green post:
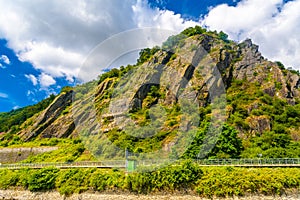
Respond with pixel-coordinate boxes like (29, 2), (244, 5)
(125, 148), (136, 172)
(126, 160), (136, 172)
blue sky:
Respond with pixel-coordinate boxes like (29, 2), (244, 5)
(0, 39), (72, 111)
(148, 0), (238, 19)
(0, 0), (299, 112)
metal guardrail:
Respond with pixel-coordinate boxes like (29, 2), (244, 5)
(0, 160), (126, 169)
(195, 158), (300, 166)
(135, 158), (300, 168)
(0, 158), (299, 170)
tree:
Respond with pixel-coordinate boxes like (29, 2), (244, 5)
(184, 123), (243, 159)
(208, 123), (243, 158)
(218, 31), (229, 43)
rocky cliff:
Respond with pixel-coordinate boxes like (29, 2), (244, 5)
(2, 27), (299, 159)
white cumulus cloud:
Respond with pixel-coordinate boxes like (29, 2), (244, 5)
(13, 105), (20, 110)
(39, 73), (56, 87)
(201, 0), (300, 69)
(0, 92), (8, 98)
(0, 0), (200, 83)
(1, 0), (298, 85)
(132, 0), (198, 30)
(0, 55), (10, 65)
(25, 74), (38, 86)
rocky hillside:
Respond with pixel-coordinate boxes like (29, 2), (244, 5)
(1, 26), (299, 160)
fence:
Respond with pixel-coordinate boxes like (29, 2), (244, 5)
(0, 160), (125, 169)
(0, 158), (299, 170)
(195, 158), (300, 166)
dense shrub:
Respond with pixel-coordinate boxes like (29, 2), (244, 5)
(0, 94), (56, 134)
(28, 167), (59, 191)
(89, 169), (125, 191)
(196, 167), (300, 198)
(56, 168), (95, 195)
(125, 160), (203, 193)
(0, 164), (299, 198)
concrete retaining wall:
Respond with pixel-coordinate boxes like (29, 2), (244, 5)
(0, 147), (58, 163)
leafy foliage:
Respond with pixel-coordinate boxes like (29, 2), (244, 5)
(218, 31), (229, 43)
(184, 123), (243, 159)
(22, 141), (85, 163)
(56, 168), (95, 195)
(0, 164), (299, 197)
(162, 34), (187, 50)
(226, 78), (300, 158)
(98, 68), (120, 84)
(196, 167), (300, 197)
(0, 26), (300, 163)
(0, 94), (56, 133)
(28, 167), (59, 191)
(137, 47), (160, 65)
(181, 25), (207, 36)
(125, 160), (202, 193)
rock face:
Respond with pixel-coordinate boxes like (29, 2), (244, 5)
(19, 91), (75, 141)
(235, 39), (264, 74)
(14, 32), (300, 141)
(246, 116), (271, 135)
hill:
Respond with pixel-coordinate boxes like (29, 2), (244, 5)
(0, 26), (299, 161)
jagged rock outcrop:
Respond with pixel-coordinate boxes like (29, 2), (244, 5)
(19, 90), (75, 141)
(14, 31), (300, 142)
(246, 115), (271, 135)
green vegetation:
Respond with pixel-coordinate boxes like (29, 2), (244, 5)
(0, 26), (299, 199)
(125, 160), (202, 194)
(218, 31), (229, 43)
(137, 47), (160, 65)
(226, 78), (300, 158)
(181, 25), (207, 36)
(0, 94), (56, 133)
(162, 33), (187, 51)
(21, 139), (86, 163)
(98, 68), (121, 84)
(184, 123), (243, 159)
(28, 167), (59, 191)
(0, 160), (202, 195)
(0, 25), (299, 162)
(196, 167), (300, 197)
(0, 137), (73, 148)
(0, 163), (299, 197)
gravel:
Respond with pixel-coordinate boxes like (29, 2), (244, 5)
(0, 190), (299, 200)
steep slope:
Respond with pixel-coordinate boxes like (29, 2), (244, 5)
(0, 94), (56, 134)
(1, 26), (299, 160)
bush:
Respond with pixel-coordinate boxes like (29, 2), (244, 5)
(28, 167), (59, 191)
(181, 26), (207, 36)
(56, 168), (95, 196)
(162, 34), (187, 50)
(0, 165), (299, 197)
(196, 167), (300, 197)
(98, 68), (120, 84)
(89, 170), (125, 191)
(125, 160), (203, 193)
(137, 47), (160, 65)
(0, 170), (19, 189)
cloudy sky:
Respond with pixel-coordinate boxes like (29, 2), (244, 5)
(0, 0), (299, 112)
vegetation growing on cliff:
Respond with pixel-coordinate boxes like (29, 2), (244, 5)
(0, 26), (299, 161)
(0, 94), (56, 133)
